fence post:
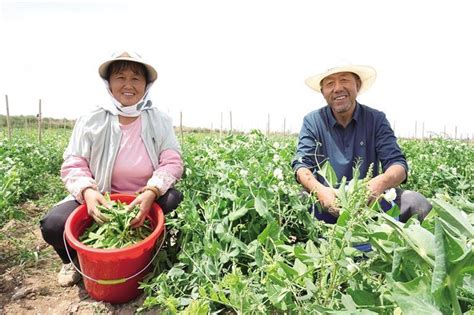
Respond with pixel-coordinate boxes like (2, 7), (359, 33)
(38, 99), (42, 144)
(220, 112), (223, 137)
(229, 111), (233, 134)
(283, 117), (286, 136)
(5, 95), (12, 140)
(180, 111), (183, 144)
(266, 114), (270, 137)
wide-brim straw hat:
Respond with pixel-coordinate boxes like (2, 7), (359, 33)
(305, 64), (376, 94)
(98, 51), (158, 83)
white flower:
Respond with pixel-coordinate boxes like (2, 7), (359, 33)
(240, 169), (248, 177)
(346, 258), (359, 274)
(273, 142), (280, 149)
(382, 188), (397, 203)
(273, 168), (283, 181)
(273, 154), (280, 162)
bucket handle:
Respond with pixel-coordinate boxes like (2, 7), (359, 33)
(63, 226), (166, 285)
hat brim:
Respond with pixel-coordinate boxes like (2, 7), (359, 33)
(305, 65), (376, 94)
(98, 56), (158, 83)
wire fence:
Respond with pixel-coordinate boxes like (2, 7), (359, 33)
(2, 95), (473, 143)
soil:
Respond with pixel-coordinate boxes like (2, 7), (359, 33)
(0, 202), (159, 315)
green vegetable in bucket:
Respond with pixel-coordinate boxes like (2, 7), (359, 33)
(80, 196), (153, 249)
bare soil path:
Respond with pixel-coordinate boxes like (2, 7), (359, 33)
(0, 203), (158, 315)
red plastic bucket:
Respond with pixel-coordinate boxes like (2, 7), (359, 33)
(64, 194), (165, 304)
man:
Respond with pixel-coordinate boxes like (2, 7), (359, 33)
(291, 64), (431, 223)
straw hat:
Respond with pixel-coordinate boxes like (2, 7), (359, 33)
(305, 64), (376, 94)
(98, 51), (158, 83)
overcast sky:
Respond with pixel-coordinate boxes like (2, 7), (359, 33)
(1, 0), (473, 138)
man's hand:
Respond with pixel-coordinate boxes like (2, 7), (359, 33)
(83, 188), (111, 224)
(296, 167), (340, 216)
(314, 185), (340, 217)
(367, 176), (386, 203)
(368, 164), (406, 204)
(127, 189), (157, 228)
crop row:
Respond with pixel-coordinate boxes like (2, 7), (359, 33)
(0, 129), (473, 313)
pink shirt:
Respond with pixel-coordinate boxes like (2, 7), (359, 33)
(111, 117), (154, 193)
(61, 116), (183, 201)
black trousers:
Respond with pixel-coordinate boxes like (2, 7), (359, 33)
(40, 188), (183, 264)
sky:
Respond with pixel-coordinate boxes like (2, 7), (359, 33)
(1, 0), (473, 138)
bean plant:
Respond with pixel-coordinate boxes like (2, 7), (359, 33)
(1, 129), (473, 313)
(140, 131), (473, 314)
(80, 196), (153, 249)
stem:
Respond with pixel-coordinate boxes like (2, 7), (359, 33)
(181, 249), (214, 284)
(448, 278), (462, 315)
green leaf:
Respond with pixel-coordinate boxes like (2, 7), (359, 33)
(346, 288), (378, 307)
(392, 294), (442, 315)
(386, 204), (401, 218)
(337, 209), (350, 226)
(255, 197), (271, 220)
(168, 267), (185, 278)
(293, 259), (308, 276)
(439, 220), (466, 262)
(276, 244), (294, 254)
(257, 221), (281, 244)
(388, 272), (432, 297)
(317, 161), (338, 187)
(405, 224), (436, 259)
(228, 206), (248, 221)
(433, 223), (448, 294)
(341, 294), (357, 312)
(306, 240), (320, 255)
(432, 198), (474, 238)
(277, 261), (298, 279)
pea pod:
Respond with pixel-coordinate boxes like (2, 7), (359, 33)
(79, 195), (153, 249)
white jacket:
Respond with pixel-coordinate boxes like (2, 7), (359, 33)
(61, 106), (181, 202)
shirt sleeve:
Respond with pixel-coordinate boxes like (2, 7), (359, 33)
(147, 149), (184, 195)
(61, 156), (98, 203)
(160, 114), (181, 153)
(375, 113), (409, 181)
(291, 114), (319, 175)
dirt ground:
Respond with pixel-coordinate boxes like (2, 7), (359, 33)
(0, 203), (158, 315)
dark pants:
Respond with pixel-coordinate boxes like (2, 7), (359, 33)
(40, 188), (183, 264)
(312, 188), (432, 224)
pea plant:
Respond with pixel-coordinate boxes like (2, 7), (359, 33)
(0, 130), (67, 225)
(80, 196), (152, 249)
(1, 129), (472, 313)
(400, 138), (474, 200)
(140, 131), (473, 314)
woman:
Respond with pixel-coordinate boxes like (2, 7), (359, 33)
(40, 51), (184, 287)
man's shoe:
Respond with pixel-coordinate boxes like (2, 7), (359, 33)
(57, 261), (81, 287)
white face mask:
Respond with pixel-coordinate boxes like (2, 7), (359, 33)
(102, 80), (154, 117)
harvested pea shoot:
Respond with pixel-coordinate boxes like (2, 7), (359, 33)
(80, 196), (153, 249)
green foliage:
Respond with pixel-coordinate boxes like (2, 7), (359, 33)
(400, 138), (474, 199)
(0, 129), (68, 225)
(2, 128), (473, 313)
(139, 132), (473, 314)
(80, 197), (153, 249)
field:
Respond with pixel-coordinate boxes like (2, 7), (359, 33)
(0, 128), (473, 314)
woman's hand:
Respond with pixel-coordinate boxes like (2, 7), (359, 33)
(83, 188), (111, 224)
(128, 189), (157, 228)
